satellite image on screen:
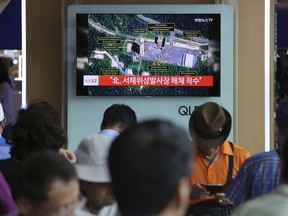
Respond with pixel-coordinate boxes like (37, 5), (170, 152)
(76, 13), (220, 96)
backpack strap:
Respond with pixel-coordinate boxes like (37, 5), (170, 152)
(226, 141), (234, 184)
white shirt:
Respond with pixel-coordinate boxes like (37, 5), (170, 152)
(74, 195), (119, 216)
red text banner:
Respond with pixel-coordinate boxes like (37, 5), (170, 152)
(97, 75), (213, 86)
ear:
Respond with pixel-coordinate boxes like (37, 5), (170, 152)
(17, 197), (32, 215)
(176, 177), (191, 208)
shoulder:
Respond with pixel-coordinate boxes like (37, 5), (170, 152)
(230, 143), (251, 159)
(242, 151), (279, 168)
(0, 137), (11, 146)
(0, 82), (11, 90)
(233, 198), (265, 216)
(232, 143), (249, 153)
(250, 151), (279, 161)
(74, 196), (93, 216)
(233, 188), (288, 216)
(75, 199), (119, 216)
(98, 202), (119, 216)
(0, 82), (12, 99)
(76, 133), (114, 152)
(84, 133), (114, 143)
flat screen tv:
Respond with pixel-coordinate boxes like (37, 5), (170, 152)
(67, 5), (232, 96)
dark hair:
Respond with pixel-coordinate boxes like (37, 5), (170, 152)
(10, 99), (67, 161)
(19, 150), (77, 204)
(281, 139), (287, 178)
(0, 58), (12, 88)
(100, 104), (137, 131)
(278, 80), (288, 100)
(108, 119), (192, 215)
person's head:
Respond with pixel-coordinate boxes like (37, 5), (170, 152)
(75, 134), (115, 213)
(0, 103), (6, 133)
(188, 102), (231, 156)
(275, 101), (288, 146)
(0, 58), (12, 87)
(100, 104), (137, 132)
(17, 150), (79, 216)
(109, 119), (193, 216)
(10, 99), (67, 161)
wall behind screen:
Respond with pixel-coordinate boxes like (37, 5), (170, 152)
(25, 0), (270, 155)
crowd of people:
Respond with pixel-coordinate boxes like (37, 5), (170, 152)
(0, 98), (287, 216)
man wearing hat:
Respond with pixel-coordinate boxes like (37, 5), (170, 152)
(74, 134), (119, 216)
(0, 103), (12, 160)
(73, 103), (136, 215)
(187, 102), (250, 215)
